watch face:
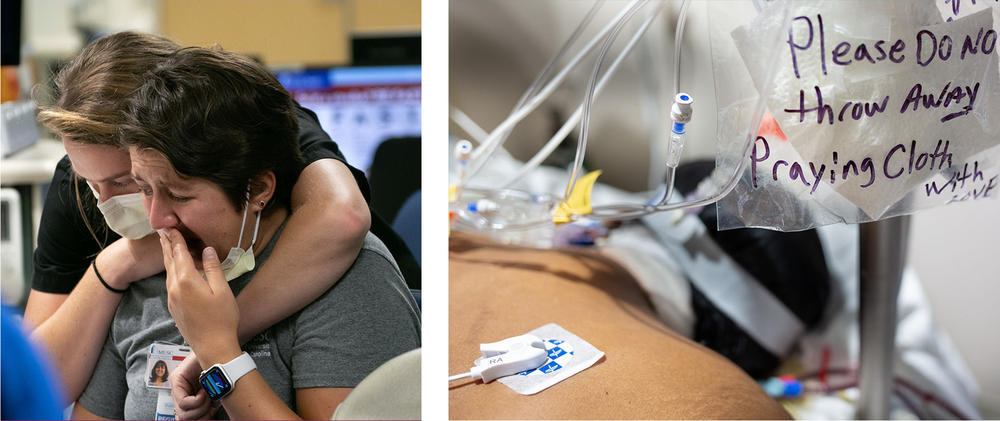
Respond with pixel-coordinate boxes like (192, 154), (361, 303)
(199, 366), (232, 400)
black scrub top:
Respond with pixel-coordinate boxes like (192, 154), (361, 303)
(32, 105), (420, 293)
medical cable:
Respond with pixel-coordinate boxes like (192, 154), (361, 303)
(502, 4), (663, 189)
(793, 367), (971, 420)
(448, 372), (472, 381)
(449, 334), (549, 383)
(462, 0), (643, 186)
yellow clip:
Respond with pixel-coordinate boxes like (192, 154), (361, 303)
(553, 170), (602, 224)
(449, 185), (458, 202)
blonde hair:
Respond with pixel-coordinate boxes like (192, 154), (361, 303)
(35, 31), (181, 247)
(37, 31), (180, 145)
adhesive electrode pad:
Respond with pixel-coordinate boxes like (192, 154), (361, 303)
(496, 323), (604, 395)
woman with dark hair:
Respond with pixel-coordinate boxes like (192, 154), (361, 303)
(25, 31), (419, 410)
(148, 361), (169, 388)
(73, 46), (419, 420)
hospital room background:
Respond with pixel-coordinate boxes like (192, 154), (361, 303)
(449, 0), (1000, 419)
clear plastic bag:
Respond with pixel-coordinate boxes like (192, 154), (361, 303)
(710, 0), (1000, 231)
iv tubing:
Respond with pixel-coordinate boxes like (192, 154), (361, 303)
(450, 106), (489, 144)
(658, 0), (692, 208)
(456, 2), (792, 229)
(541, 3), (788, 224)
(503, 6), (662, 188)
(462, 0), (643, 185)
(583, 7), (792, 221)
(566, 0), (657, 200)
(673, 0), (691, 96)
(476, 1), (605, 171)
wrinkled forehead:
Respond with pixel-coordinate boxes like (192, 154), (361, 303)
(129, 146), (184, 184)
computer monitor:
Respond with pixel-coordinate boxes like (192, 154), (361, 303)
(274, 65), (421, 173)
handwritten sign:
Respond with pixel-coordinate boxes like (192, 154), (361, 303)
(719, 2), (1000, 230)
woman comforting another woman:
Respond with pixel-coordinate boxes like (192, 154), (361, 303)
(53, 41), (418, 419)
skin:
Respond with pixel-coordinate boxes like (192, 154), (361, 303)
(26, 138), (369, 405)
(25, 141), (170, 400)
(152, 364), (168, 386)
(79, 148), (347, 419)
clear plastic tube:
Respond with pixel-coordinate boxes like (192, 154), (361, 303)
(673, 0), (692, 96)
(456, 1), (793, 229)
(449, 106), (489, 144)
(461, 0), (642, 187)
(583, 7), (793, 222)
(503, 5), (662, 189)
(566, 0), (654, 200)
(508, 0), (686, 195)
(451, 187), (560, 231)
(479, 1), (605, 165)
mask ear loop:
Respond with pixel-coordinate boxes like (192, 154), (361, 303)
(235, 185), (252, 249)
(237, 185), (263, 251)
(248, 206), (262, 250)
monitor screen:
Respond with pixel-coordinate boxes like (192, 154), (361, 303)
(274, 66), (421, 173)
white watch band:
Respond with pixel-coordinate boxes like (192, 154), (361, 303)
(221, 352), (256, 384)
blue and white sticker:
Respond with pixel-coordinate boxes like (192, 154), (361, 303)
(519, 339), (574, 376)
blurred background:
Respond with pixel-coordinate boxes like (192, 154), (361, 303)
(449, 0), (999, 417)
(1, 0), (421, 311)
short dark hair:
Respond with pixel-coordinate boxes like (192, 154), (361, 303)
(120, 46), (304, 211)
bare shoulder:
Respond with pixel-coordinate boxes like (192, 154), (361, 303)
(449, 232), (791, 420)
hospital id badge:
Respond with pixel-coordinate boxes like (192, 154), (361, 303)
(154, 389), (175, 420)
(146, 342), (190, 389)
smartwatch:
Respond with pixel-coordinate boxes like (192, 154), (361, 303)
(198, 352), (257, 401)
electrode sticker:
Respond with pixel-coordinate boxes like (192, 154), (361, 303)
(497, 323), (604, 395)
(518, 339), (574, 376)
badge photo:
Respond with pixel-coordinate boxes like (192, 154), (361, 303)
(146, 343), (191, 389)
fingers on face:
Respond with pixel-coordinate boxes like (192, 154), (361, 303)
(158, 230), (173, 269)
(167, 229), (189, 261)
(161, 228), (204, 286)
(201, 247), (227, 290)
(201, 247), (220, 272)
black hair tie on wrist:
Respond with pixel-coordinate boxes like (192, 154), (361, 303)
(93, 259), (127, 294)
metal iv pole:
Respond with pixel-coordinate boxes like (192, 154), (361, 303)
(856, 214), (911, 419)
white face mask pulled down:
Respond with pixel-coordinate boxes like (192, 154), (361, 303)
(88, 183), (156, 240)
(219, 200), (262, 282)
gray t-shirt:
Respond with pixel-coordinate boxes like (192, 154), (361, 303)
(78, 227), (421, 420)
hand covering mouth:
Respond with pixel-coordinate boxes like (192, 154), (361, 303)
(177, 227), (206, 262)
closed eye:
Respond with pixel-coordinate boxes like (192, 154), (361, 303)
(111, 179), (134, 188)
(167, 191), (191, 202)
